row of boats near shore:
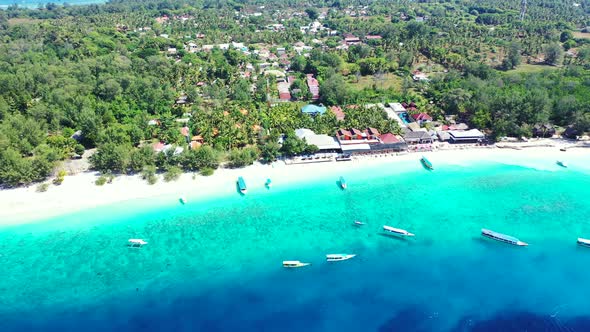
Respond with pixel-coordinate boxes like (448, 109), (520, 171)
(282, 225), (590, 268)
(236, 155), (570, 195)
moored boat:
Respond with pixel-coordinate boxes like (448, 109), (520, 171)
(339, 176), (347, 189)
(128, 239), (148, 248)
(336, 154), (352, 162)
(326, 254), (356, 261)
(556, 160), (568, 168)
(577, 238), (590, 247)
(420, 156), (433, 170)
(354, 220), (365, 226)
(283, 260), (311, 268)
(383, 225), (415, 236)
(237, 176), (247, 194)
(265, 178), (272, 188)
(481, 229), (528, 246)
(179, 197), (186, 204)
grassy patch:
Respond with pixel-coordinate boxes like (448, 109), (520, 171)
(509, 64), (559, 74)
(7, 18), (41, 26)
(573, 31), (590, 39)
(348, 73), (403, 91)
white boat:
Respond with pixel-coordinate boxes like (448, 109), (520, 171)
(128, 239), (148, 248)
(383, 225), (415, 236)
(481, 229), (528, 246)
(577, 238), (590, 247)
(283, 260), (310, 268)
(557, 160), (568, 168)
(326, 254), (356, 261)
(354, 220), (365, 226)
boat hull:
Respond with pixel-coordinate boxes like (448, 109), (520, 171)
(326, 254), (356, 261)
(339, 176), (347, 189)
(283, 261), (310, 268)
(383, 225), (415, 236)
(420, 157), (433, 170)
(481, 229), (527, 246)
(237, 177), (247, 194)
(577, 238), (590, 247)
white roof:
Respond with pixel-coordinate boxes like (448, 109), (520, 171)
(390, 102), (406, 112)
(449, 129), (484, 138)
(294, 128), (340, 150)
(295, 128), (315, 139)
(341, 143), (371, 151)
(303, 134), (341, 150)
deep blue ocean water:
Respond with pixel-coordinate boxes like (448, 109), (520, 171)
(1, 159), (590, 331)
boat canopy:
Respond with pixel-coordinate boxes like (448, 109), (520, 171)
(482, 229), (519, 243)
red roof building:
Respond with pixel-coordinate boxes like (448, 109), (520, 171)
(380, 133), (400, 144)
(350, 128), (364, 139)
(180, 126), (190, 137)
(153, 141), (165, 152)
(306, 74), (320, 100)
(330, 106), (345, 121)
(337, 129), (352, 140)
(412, 113), (433, 122)
(366, 127), (380, 139)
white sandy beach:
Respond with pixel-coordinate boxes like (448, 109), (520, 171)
(0, 142), (588, 226)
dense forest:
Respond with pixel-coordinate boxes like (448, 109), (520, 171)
(1, 0), (589, 187)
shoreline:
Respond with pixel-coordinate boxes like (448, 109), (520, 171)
(0, 145), (588, 226)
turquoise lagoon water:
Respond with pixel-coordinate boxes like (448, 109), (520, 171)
(0, 0), (105, 9)
(2, 158), (590, 331)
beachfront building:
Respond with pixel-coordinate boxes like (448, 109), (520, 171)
(532, 124), (556, 138)
(295, 128), (341, 153)
(404, 131), (434, 144)
(448, 129), (485, 143)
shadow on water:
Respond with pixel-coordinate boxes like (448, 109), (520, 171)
(378, 233), (410, 242)
(335, 180), (346, 190)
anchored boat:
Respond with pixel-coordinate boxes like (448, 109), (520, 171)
(265, 178), (272, 188)
(420, 156), (433, 170)
(354, 220), (366, 226)
(326, 254), (356, 262)
(383, 225), (415, 236)
(481, 229), (528, 246)
(556, 160), (568, 168)
(339, 176), (347, 189)
(128, 239), (148, 248)
(577, 238), (590, 247)
(283, 260), (311, 268)
(237, 176), (247, 194)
